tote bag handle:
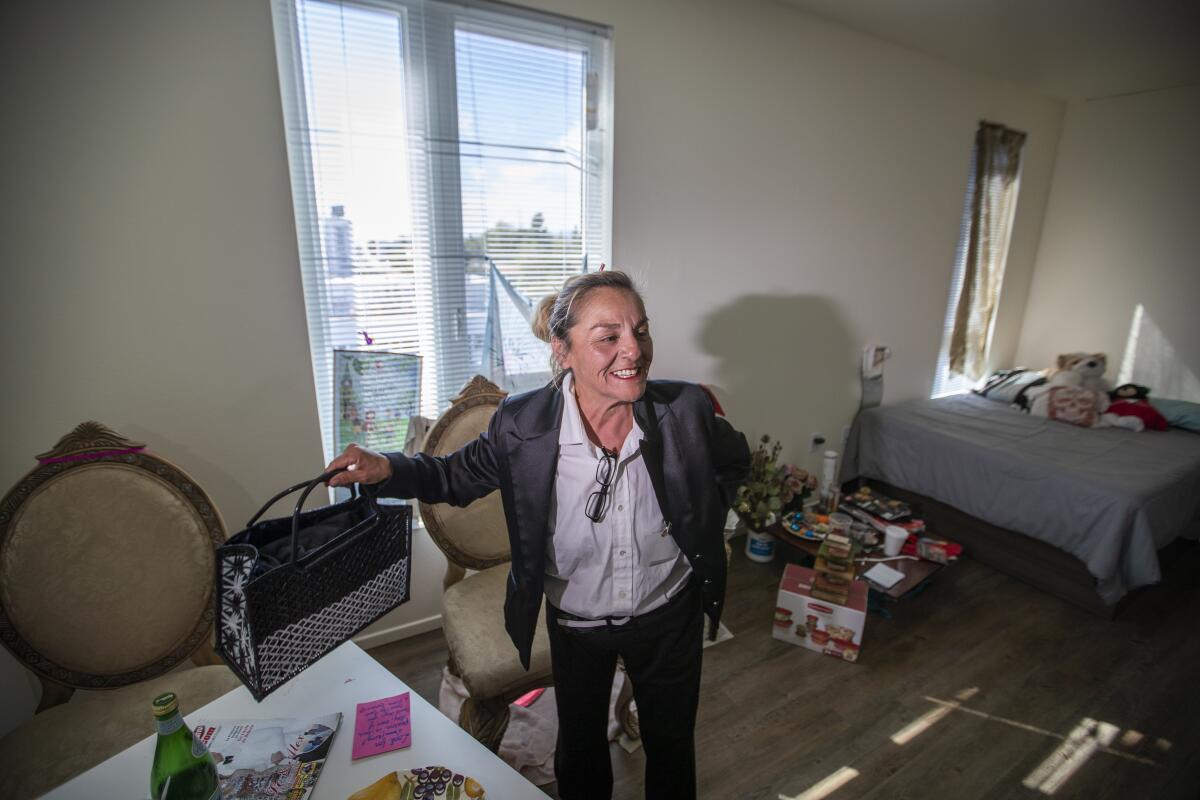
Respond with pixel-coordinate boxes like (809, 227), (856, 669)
(245, 471), (379, 567)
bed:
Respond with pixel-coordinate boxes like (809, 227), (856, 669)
(842, 393), (1200, 615)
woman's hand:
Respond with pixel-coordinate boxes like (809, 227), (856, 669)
(325, 444), (393, 488)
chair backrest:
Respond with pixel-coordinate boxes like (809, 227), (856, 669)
(418, 376), (511, 585)
(0, 422), (225, 697)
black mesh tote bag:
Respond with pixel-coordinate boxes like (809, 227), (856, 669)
(215, 469), (411, 700)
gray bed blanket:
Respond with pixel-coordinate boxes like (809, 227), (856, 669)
(842, 394), (1200, 604)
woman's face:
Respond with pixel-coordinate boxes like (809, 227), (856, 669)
(556, 287), (653, 408)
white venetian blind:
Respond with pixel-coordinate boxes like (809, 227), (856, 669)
(271, 0), (612, 461)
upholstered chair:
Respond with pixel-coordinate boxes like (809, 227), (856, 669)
(0, 423), (240, 798)
(417, 377), (552, 752)
(419, 376), (639, 752)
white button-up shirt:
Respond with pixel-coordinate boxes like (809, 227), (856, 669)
(543, 373), (693, 619)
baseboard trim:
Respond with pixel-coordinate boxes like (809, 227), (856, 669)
(353, 613), (444, 649)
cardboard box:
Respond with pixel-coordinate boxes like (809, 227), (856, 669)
(773, 563), (867, 662)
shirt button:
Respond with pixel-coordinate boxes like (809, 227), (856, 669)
(617, 504), (624, 511)
(704, 578), (713, 586)
(619, 591), (627, 598)
(619, 549), (627, 556)
(693, 553), (703, 560)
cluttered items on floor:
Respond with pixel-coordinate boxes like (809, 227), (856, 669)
(774, 563), (866, 662)
(772, 483), (964, 606)
(779, 484), (963, 567)
(811, 533), (856, 605)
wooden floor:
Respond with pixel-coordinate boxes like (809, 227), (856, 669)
(369, 539), (1200, 799)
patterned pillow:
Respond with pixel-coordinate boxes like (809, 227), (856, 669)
(1046, 386), (1101, 428)
(974, 368), (1047, 409)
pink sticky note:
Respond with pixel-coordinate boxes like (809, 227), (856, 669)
(352, 692), (412, 760)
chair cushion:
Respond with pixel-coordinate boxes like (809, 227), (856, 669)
(441, 565), (551, 699)
(1, 463), (214, 675)
(0, 664), (240, 799)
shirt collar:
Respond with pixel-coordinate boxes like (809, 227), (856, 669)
(558, 371), (643, 452)
(559, 372), (587, 447)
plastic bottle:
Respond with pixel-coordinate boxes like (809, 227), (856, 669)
(820, 450), (840, 513)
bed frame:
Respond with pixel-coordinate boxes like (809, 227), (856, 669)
(863, 479), (1124, 618)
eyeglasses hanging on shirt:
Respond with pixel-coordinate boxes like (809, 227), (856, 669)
(585, 449), (619, 522)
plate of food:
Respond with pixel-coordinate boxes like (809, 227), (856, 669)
(845, 486), (911, 521)
(348, 767), (486, 800)
(782, 511), (829, 540)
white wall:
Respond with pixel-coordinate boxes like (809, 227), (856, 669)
(528, 0), (1062, 456)
(0, 0), (446, 734)
(0, 0), (1064, 735)
(1015, 84), (1200, 401)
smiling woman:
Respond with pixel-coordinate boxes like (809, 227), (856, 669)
(533, 271), (654, 452)
(325, 269), (751, 798)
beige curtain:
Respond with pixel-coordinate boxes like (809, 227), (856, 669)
(948, 122), (1027, 379)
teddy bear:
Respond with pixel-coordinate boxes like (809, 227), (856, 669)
(1048, 352), (1112, 394)
(1026, 352), (1143, 430)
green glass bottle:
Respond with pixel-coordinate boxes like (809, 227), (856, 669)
(150, 692), (221, 800)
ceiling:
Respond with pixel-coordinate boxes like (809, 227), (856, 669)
(778, 0), (1200, 101)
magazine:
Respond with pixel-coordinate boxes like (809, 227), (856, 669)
(191, 712), (342, 800)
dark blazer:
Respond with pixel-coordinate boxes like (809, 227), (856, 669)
(380, 379), (751, 669)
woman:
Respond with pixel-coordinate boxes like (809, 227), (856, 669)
(327, 271), (749, 799)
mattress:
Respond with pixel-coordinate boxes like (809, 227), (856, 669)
(842, 394), (1200, 604)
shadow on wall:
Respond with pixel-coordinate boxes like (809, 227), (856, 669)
(119, 424), (259, 531)
(697, 294), (859, 461)
(1117, 304), (1200, 403)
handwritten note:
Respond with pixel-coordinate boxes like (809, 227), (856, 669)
(352, 692), (412, 760)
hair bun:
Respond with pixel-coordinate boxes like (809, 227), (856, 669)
(531, 293), (556, 343)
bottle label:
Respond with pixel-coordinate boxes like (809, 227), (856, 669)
(191, 731), (210, 760)
(748, 535), (774, 556)
(155, 714), (184, 736)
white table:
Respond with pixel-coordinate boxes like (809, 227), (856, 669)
(45, 642), (548, 799)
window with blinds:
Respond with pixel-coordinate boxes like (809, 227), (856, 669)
(271, 0), (612, 461)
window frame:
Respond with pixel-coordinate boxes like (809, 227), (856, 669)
(271, 0), (613, 462)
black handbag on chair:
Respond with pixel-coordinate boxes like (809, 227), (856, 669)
(215, 470), (412, 700)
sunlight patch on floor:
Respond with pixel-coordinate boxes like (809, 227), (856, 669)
(778, 766), (859, 800)
(889, 686), (979, 745)
(1023, 717), (1120, 795)
(919, 697), (1160, 767)
(786, 690), (1167, 798)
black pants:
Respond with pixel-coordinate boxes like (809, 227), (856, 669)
(546, 581), (704, 800)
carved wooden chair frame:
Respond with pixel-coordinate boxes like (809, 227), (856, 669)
(0, 422), (226, 712)
(418, 375), (512, 592)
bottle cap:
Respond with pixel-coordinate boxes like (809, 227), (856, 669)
(152, 692), (178, 718)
